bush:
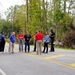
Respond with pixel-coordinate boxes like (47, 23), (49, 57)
(62, 31), (75, 49)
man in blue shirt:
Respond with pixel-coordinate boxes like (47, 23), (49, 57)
(42, 32), (49, 53)
(9, 32), (16, 53)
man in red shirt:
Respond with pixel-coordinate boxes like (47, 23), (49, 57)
(35, 31), (44, 55)
(18, 31), (24, 52)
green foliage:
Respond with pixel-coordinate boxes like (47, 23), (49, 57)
(0, 20), (12, 35)
(62, 30), (75, 49)
(1, 0), (75, 48)
(0, 20), (20, 36)
(5, 5), (26, 33)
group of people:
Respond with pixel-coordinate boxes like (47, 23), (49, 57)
(17, 29), (55, 55)
(0, 31), (16, 53)
(0, 29), (55, 55)
(18, 31), (31, 53)
(33, 29), (55, 55)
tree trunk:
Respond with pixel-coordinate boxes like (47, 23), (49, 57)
(43, 0), (47, 31)
(64, 0), (67, 13)
(26, 0), (28, 31)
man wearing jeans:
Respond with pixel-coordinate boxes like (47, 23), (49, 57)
(35, 31), (44, 55)
(9, 32), (16, 53)
(24, 31), (31, 53)
(18, 31), (24, 52)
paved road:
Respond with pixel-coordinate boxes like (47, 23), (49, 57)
(0, 43), (75, 75)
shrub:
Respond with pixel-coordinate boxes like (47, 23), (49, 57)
(62, 30), (75, 49)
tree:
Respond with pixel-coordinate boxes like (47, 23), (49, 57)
(5, 5), (26, 33)
(4, 0), (75, 47)
(26, 0), (28, 31)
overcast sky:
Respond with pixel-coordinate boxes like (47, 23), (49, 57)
(0, 0), (24, 18)
(0, 0), (50, 18)
(0, 0), (23, 11)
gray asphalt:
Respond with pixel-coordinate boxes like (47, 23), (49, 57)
(0, 43), (75, 75)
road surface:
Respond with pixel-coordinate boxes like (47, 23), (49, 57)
(0, 43), (75, 75)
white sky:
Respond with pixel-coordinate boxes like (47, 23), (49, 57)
(0, 0), (50, 19)
(0, 0), (24, 18)
(0, 0), (24, 10)
(0, 0), (50, 12)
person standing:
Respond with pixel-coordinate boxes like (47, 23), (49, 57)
(24, 31), (31, 53)
(9, 32), (16, 53)
(18, 31), (24, 52)
(1, 32), (6, 52)
(35, 31), (44, 55)
(42, 32), (49, 53)
(33, 32), (37, 52)
(49, 29), (55, 52)
(0, 34), (5, 52)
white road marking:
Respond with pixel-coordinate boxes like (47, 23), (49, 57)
(0, 69), (6, 75)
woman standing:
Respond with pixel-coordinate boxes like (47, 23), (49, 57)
(42, 32), (49, 53)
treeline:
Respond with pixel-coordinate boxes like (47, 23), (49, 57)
(0, 0), (75, 48)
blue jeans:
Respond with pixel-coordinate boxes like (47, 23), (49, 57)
(25, 41), (30, 52)
(18, 39), (23, 51)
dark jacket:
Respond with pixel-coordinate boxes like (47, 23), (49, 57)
(0, 38), (5, 52)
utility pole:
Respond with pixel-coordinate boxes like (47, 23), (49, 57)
(26, 0), (28, 32)
(11, 9), (14, 31)
(64, 0), (66, 13)
(12, 6), (16, 31)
